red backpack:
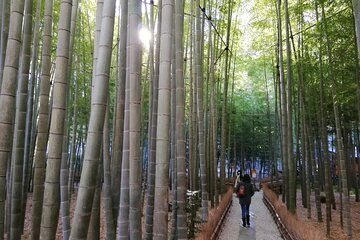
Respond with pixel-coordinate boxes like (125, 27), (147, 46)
(237, 184), (246, 198)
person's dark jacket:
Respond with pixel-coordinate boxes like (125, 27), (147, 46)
(235, 181), (254, 205)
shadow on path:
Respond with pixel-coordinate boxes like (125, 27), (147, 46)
(218, 190), (282, 240)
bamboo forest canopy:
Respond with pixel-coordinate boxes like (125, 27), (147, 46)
(49, 0), (358, 161)
(0, 0), (360, 239)
(17, 0), (357, 166)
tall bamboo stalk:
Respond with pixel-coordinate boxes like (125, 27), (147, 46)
(321, 2), (352, 238)
(0, 1), (25, 238)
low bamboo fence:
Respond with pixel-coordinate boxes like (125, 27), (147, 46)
(263, 183), (327, 240)
(196, 188), (233, 240)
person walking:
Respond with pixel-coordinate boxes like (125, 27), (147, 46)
(235, 174), (254, 227)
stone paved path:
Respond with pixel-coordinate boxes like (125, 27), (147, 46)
(218, 190), (282, 240)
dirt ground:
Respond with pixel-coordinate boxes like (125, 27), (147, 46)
(294, 190), (360, 240)
(20, 192), (106, 239)
(18, 188), (360, 239)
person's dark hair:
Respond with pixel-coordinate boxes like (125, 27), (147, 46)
(243, 174), (251, 183)
(236, 170), (241, 175)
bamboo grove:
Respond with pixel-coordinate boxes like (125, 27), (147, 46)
(0, 0), (359, 239)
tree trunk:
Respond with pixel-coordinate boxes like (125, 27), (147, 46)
(284, 0), (296, 213)
(170, 5), (177, 236)
(0, 0), (2, 86)
(219, 0), (232, 195)
(66, 0), (79, 198)
(68, 78), (78, 195)
(277, 0), (289, 205)
(175, 0), (186, 238)
(144, 0), (160, 239)
(209, 1), (218, 208)
(315, 2), (333, 232)
(39, 0), (72, 238)
(0, 0), (2, 47)
(90, 0), (103, 94)
(128, 1), (142, 238)
(9, 0), (33, 238)
(308, 130), (323, 222)
(0, 0), (10, 90)
(273, 12), (280, 182)
(153, 0), (173, 238)
(195, 0), (209, 221)
(352, 0), (360, 204)
(69, 0), (115, 238)
(189, 0), (198, 191)
(117, 52), (130, 239)
(103, 103), (115, 239)
(144, 0), (161, 238)
(87, 164), (101, 240)
(60, 1), (80, 239)
(0, 1), (25, 238)
(21, 0), (42, 230)
(353, 0), (360, 61)
(31, 0), (54, 238)
(304, 124), (311, 219)
(112, 0), (124, 225)
(299, 80), (307, 209)
(60, 137), (70, 240)
(321, 2), (352, 238)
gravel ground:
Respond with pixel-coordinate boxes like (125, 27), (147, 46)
(218, 190), (283, 240)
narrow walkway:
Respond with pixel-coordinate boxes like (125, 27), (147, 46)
(218, 190), (282, 240)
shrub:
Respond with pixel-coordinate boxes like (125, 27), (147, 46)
(186, 190), (202, 238)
